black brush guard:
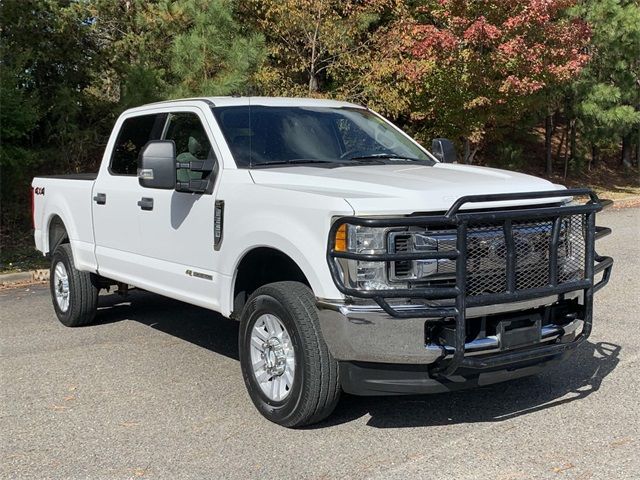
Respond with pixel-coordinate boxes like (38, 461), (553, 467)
(327, 189), (613, 377)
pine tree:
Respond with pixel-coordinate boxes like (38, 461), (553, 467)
(573, 0), (640, 168)
(167, 0), (265, 97)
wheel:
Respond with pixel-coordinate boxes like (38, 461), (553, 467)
(239, 281), (340, 427)
(50, 243), (99, 327)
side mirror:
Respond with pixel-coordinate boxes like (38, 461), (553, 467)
(431, 138), (457, 163)
(138, 141), (176, 189)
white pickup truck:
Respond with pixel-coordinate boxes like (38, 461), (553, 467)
(32, 97), (613, 427)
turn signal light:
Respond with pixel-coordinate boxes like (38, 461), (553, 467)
(334, 224), (347, 252)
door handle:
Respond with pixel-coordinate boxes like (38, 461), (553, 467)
(93, 193), (106, 205)
(137, 197), (154, 211)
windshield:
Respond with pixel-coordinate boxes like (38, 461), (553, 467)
(212, 106), (435, 167)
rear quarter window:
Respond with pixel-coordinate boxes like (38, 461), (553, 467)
(110, 113), (167, 175)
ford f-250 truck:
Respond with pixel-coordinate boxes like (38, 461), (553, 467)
(32, 97), (613, 427)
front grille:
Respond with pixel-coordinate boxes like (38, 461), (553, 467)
(392, 235), (413, 277)
(390, 215), (586, 296)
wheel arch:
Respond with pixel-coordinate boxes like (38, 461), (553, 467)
(47, 214), (70, 254)
(231, 246), (312, 318)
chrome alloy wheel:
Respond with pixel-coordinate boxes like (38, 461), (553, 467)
(53, 261), (70, 312)
(250, 313), (296, 402)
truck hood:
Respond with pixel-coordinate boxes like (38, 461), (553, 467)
(249, 163), (568, 215)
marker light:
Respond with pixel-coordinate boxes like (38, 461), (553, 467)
(334, 224), (347, 252)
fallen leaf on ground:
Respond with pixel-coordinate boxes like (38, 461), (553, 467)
(120, 421), (140, 427)
(552, 463), (575, 473)
(610, 437), (633, 448)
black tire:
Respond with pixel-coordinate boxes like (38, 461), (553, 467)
(239, 281), (340, 427)
(50, 243), (99, 327)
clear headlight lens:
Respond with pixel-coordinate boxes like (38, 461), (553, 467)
(334, 224), (401, 290)
(353, 260), (389, 290)
(347, 225), (387, 253)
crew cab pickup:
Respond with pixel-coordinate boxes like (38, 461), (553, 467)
(32, 97), (613, 427)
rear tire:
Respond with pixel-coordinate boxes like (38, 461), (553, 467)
(50, 243), (99, 327)
(239, 281), (340, 427)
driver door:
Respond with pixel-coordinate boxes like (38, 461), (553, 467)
(135, 108), (223, 309)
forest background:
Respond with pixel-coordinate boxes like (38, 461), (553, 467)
(1, 0), (639, 270)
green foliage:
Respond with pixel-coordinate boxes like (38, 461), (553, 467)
(572, 0), (640, 153)
(244, 0), (393, 96)
(119, 65), (165, 109)
(1, 0), (638, 249)
(369, 0), (591, 155)
(493, 143), (526, 171)
(168, 0), (265, 97)
(0, 65), (39, 228)
(1, 0), (106, 237)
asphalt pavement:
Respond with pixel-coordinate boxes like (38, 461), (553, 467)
(1, 207), (639, 479)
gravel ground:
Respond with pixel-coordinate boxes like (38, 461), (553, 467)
(1, 207), (638, 480)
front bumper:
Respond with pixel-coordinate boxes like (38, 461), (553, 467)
(317, 293), (584, 365)
(338, 353), (572, 396)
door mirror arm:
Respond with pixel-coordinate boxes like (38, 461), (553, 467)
(176, 179), (210, 194)
(176, 159), (215, 173)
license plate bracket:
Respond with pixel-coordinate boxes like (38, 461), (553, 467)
(498, 314), (542, 350)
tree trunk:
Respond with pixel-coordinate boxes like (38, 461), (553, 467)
(463, 137), (470, 164)
(621, 134), (633, 168)
(636, 127), (640, 167)
(564, 119), (576, 180)
(589, 144), (598, 171)
(556, 125), (566, 161)
(545, 112), (554, 177)
(569, 118), (577, 163)
(308, 72), (319, 93)
(468, 147), (479, 164)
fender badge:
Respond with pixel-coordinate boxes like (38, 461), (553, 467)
(185, 269), (213, 281)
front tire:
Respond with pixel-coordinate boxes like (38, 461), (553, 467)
(50, 243), (99, 327)
(239, 281), (340, 427)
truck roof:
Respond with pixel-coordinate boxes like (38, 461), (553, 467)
(126, 96), (363, 114)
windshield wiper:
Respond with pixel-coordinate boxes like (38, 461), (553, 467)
(252, 159), (338, 167)
(348, 154), (427, 162)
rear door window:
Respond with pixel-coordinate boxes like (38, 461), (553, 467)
(110, 113), (167, 175)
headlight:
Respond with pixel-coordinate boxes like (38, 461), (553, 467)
(346, 225), (387, 253)
(333, 223), (399, 290)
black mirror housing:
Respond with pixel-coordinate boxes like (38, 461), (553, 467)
(431, 138), (457, 163)
(138, 141), (176, 189)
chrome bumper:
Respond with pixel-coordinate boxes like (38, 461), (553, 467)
(317, 292), (582, 365)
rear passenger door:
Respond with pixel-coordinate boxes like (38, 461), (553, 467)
(92, 112), (167, 283)
(135, 108), (223, 308)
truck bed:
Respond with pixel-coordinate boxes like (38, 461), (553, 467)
(32, 174), (98, 272)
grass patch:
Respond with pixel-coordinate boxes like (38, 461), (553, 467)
(0, 233), (48, 273)
(0, 246), (48, 273)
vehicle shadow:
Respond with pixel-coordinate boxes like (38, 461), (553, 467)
(93, 289), (621, 429)
(94, 288), (240, 361)
(321, 339), (620, 429)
